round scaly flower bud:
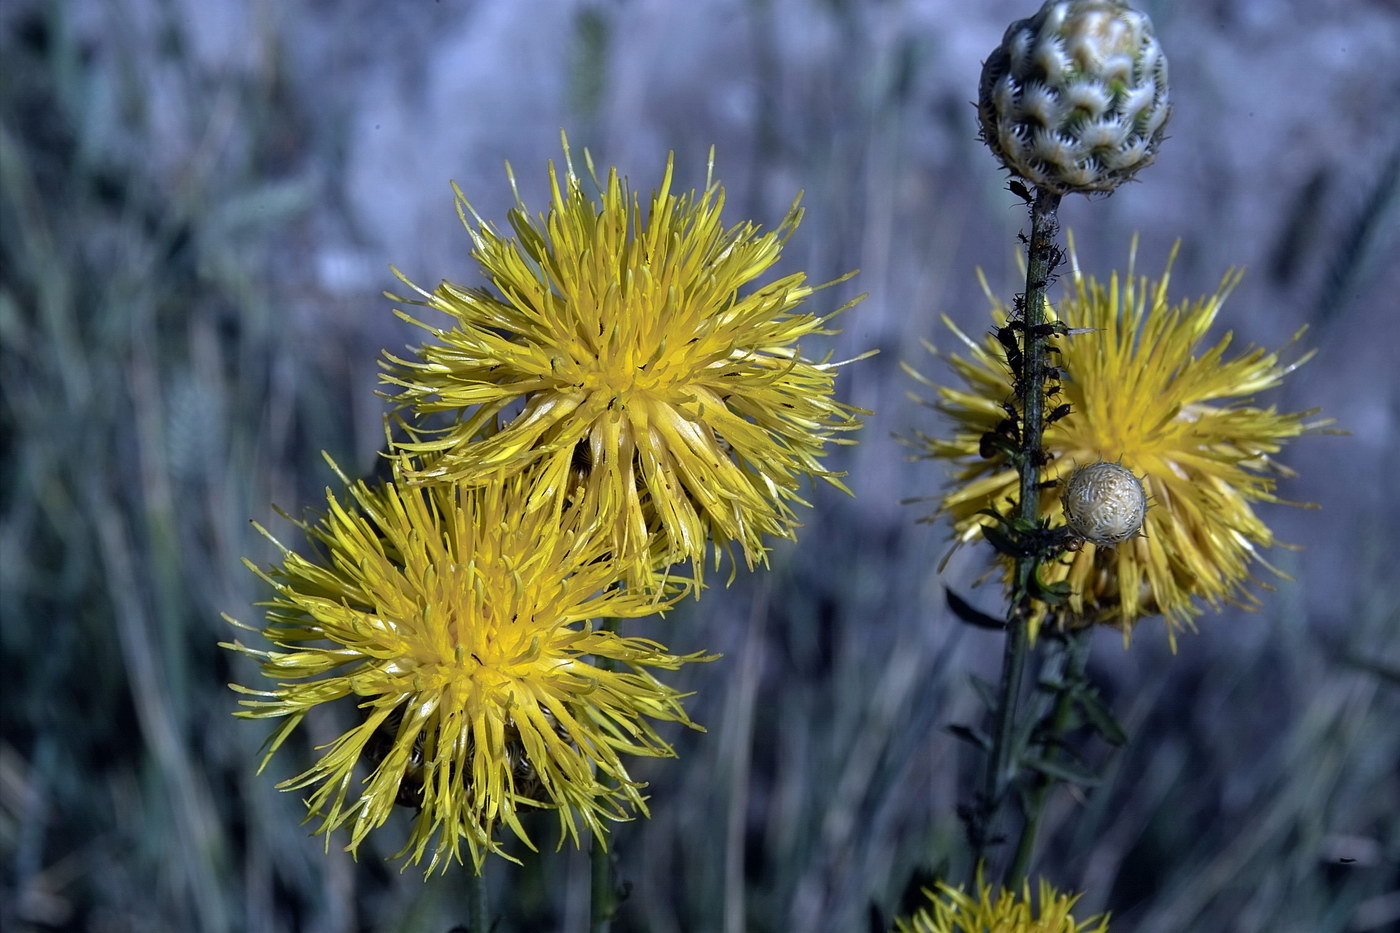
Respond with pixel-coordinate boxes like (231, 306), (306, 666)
(1062, 460), (1147, 546)
(979, 0), (1170, 194)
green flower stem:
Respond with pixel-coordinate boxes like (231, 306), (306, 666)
(591, 617), (620, 933)
(1007, 627), (1091, 888)
(1016, 187), (1062, 524)
(972, 187), (1063, 880)
(468, 868), (488, 933)
(973, 601), (1031, 875)
(590, 827), (617, 933)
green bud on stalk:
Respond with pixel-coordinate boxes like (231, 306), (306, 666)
(979, 0), (1170, 194)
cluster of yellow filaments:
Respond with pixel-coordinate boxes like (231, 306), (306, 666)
(227, 140), (863, 873)
(920, 237), (1321, 645)
(892, 874), (1109, 933)
(383, 142), (865, 581)
(226, 461), (711, 871)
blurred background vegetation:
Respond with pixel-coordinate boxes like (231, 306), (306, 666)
(1, 1), (1397, 931)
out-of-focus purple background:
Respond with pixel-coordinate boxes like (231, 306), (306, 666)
(2, 1), (1397, 931)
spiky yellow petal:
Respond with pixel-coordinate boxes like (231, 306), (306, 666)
(223, 457), (712, 872)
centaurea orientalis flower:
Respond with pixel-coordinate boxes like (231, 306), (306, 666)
(382, 139), (868, 583)
(223, 457), (711, 872)
(892, 873), (1109, 933)
(918, 237), (1324, 645)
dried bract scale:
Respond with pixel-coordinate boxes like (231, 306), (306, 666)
(1062, 460), (1146, 546)
(979, 0), (1170, 194)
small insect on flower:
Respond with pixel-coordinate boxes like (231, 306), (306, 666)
(1061, 460), (1146, 546)
(223, 456), (714, 873)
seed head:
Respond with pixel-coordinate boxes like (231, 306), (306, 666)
(1062, 460), (1146, 546)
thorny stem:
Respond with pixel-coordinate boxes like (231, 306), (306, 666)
(971, 187), (1063, 881)
(972, 603), (1030, 876)
(1007, 627), (1092, 887)
(1016, 187), (1062, 529)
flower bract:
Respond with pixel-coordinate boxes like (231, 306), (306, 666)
(918, 237), (1323, 645)
(382, 140), (866, 583)
(223, 457), (711, 872)
(892, 874), (1109, 933)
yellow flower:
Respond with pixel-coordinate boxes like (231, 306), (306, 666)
(383, 140), (867, 581)
(223, 457), (712, 873)
(919, 237), (1323, 645)
(893, 874), (1109, 933)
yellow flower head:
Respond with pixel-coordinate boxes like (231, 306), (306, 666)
(920, 237), (1323, 645)
(893, 874), (1109, 933)
(383, 139), (867, 582)
(224, 458), (712, 873)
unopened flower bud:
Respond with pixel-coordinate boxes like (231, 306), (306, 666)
(1062, 460), (1146, 546)
(979, 0), (1170, 194)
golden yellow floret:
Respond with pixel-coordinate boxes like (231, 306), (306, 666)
(382, 138), (868, 584)
(892, 873), (1109, 933)
(916, 236), (1325, 646)
(223, 457), (712, 873)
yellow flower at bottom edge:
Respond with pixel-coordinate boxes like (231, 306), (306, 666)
(223, 457), (713, 873)
(381, 138), (869, 585)
(918, 237), (1326, 647)
(893, 874), (1109, 933)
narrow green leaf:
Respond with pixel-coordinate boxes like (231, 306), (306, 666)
(968, 675), (999, 711)
(1340, 653), (1400, 686)
(1011, 707), (1039, 764)
(982, 523), (1028, 557)
(947, 588), (1006, 631)
(1023, 755), (1101, 787)
(1073, 686), (1129, 746)
(1029, 569), (1071, 605)
(946, 723), (992, 752)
